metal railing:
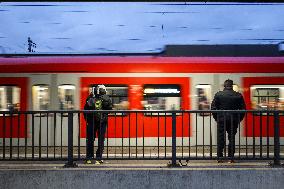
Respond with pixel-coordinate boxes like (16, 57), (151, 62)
(0, 110), (283, 167)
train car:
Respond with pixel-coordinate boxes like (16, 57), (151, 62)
(0, 44), (284, 148)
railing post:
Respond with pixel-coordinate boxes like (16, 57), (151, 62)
(64, 112), (77, 168)
(273, 111), (280, 166)
(168, 112), (180, 167)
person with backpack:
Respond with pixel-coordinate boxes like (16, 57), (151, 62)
(211, 79), (246, 163)
(84, 85), (112, 164)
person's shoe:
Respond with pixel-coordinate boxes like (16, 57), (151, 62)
(228, 160), (235, 164)
(217, 154), (223, 163)
(85, 160), (92, 164)
(95, 160), (104, 165)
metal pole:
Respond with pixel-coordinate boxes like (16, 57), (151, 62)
(64, 112), (77, 168)
(273, 111), (280, 166)
(168, 112), (180, 167)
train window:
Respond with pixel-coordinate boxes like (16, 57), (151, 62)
(106, 85), (128, 110)
(251, 85), (284, 113)
(143, 84), (181, 115)
(196, 84), (211, 116)
(89, 85), (128, 114)
(58, 85), (75, 110)
(32, 85), (50, 111)
(0, 85), (20, 112)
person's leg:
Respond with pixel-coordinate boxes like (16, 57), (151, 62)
(96, 120), (107, 160)
(217, 123), (225, 158)
(93, 120), (99, 153)
(227, 124), (238, 159)
(86, 121), (94, 160)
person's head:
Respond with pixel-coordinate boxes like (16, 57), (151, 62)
(224, 79), (233, 90)
(96, 84), (107, 95)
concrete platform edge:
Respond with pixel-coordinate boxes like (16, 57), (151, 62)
(1, 168), (284, 189)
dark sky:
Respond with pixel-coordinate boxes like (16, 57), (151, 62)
(0, 2), (284, 54)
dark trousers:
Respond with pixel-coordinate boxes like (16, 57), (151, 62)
(86, 120), (107, 160)
(217, 119), (238, 158)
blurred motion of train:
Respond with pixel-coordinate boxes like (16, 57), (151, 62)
(0, 44), (284, 146)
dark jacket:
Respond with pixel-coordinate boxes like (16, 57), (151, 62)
(84, 94), (112, 123)
(211, 88), (246, 123)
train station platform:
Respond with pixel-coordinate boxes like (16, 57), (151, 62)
(0, 160), (283, 189)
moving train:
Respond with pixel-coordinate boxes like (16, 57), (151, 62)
(0, 44), (284, 147)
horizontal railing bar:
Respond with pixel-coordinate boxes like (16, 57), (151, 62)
(0, 157), (280, 161)
(0, 110), (284, 114)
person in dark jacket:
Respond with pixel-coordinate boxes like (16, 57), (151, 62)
(84, 85), (112, 164)
(211, 79), (246, 163)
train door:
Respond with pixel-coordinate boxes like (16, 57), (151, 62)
(0, 77), (27, 139)
(56, 74), (79, 147)
(30, 74), (79, 147)
(192, 74), (219, 147)
(29, 74), (53, 147)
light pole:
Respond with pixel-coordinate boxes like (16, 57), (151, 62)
(28, 37), (36, 52)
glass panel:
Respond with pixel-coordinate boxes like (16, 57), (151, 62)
(32, 85), (50, 110)
(0, 85), (21, 111)
(106, 86), (128, 110)
(143, 96), (180, 110)
(196, 84), (211, 116)
(251, 85), (284, 114)
(58, 85), (75, 110)
(143, 84), (181, 115)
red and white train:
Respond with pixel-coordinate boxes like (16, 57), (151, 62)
(0, 45), (284, 147)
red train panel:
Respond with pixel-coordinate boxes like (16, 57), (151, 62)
(80, 77), (190, 138)
(0, 77), (27, 138)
